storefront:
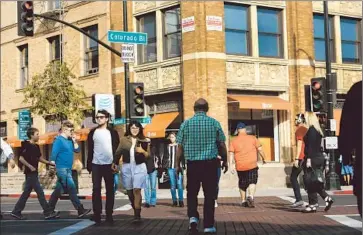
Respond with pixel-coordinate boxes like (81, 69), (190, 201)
(227, 95), (292, 162)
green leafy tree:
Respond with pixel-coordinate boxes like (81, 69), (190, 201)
(23, 61), (91, 125)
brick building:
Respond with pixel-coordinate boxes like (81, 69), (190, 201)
(1, 1), (362, 190)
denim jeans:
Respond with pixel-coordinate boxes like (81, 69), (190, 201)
(290, 164), (303, 202)
(216, 167), (221, 200)
(13, 172), (52, 215)
(114, 173), (120, 193)
(168, 168), (184, 202)
(48, 168), (81, 211)
(144, 170), (157, 205)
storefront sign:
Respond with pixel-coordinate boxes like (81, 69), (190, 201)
(206, 16), (222, 31)
(182, 16), (195, 33)
(149, 101), (180, 114)
(261, 103), (273, 109)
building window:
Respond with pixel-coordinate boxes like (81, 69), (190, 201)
(313, 14), (335, 62)
(83, 25), (99, 75)
(138, 13), (157, 64)
(257, 8), (283, 58)
(340, 17), (361, 64)
(48, 0), (61, 11)
(164, 7), (181, 59)
(18, 44), (28, 89)
(48, 35), (62, 63)
(224, 4), (250, 55)
(0, 122), (7, 137)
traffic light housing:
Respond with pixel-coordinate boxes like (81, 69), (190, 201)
(310, 77), (327, 113)
(17, 1), (34, 36)
(130, 83), (145, 117)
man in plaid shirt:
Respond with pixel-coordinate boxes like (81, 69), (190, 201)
(176, 98), (228, 234)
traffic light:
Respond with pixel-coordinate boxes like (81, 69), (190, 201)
(310, 77), (327, 113)
(17, 1), (34, 36)
(130, 83), (145, 117)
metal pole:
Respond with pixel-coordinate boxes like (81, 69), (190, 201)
(123, 0), (131, 127)
(323, 1), (341, 190)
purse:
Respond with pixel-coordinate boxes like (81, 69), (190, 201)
(303, 168), (324, 191)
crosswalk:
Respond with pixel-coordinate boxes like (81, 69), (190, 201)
(325, 214), (362, 232)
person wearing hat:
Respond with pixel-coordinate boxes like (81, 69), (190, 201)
(175, 98), (228, 234)
(229, 122), (266, 208)
(290, 113), (308, 208)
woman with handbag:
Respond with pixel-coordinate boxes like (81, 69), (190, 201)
(114, 120), (150, 222)
(302, 112), (334, 213)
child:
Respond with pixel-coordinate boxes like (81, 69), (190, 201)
(11, 128), (58, 220)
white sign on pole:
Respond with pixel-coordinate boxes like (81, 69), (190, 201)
(182, 16), (195, 33)
(121, 44), (135, 63)
(329, 119), (337, 132)
(325, 136), (338, 150)
(206, 16), (222, 31)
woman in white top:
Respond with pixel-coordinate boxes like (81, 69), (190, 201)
(115, 120), (150, 222)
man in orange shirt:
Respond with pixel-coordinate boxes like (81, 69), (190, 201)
(290, 113), (308, 208)
(229, 122), (266, 208)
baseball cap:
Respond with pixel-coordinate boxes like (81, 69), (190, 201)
(234, 122), (247, 135)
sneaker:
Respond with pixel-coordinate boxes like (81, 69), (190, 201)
(10, 212), (25, 220)
(324, 197), (334, 212)
(291, 200), (304, 208)
(188, 217), (199, 232)
(215, 201), (218, 208)
(204, 227), (217, 233)
(179, 201), (184, 208)
(246, 197), (255, 208)
(77, 206), (92, 219)
(172, 201), (178, 207)
(241, 202), (248, 207)
(44, 211), (58, 220)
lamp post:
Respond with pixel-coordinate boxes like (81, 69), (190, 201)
(323, 0), (341, 190)
(123, 0), (131, 126)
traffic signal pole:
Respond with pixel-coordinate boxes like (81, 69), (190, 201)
(123, 0), (131, 126)
(323, 1), (341, 190)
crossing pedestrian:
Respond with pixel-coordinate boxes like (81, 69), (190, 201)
(166, 132), (185, 207)
(115, 120), (150, 223)
(339, 80), (362, 217)
(302, 112), (334, 213)
(229, 122), (266, 208)
(48, 121), (91, 218)
(10, 128), (58, 220)
(0, 138), (18, 219)
(175, 98), (228, 234)
(143, 141), (158, 208)
(86, 110), (120, 225)
(290, 114), (308, 208)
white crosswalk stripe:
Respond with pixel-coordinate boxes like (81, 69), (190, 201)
(325, 214), (362, 231)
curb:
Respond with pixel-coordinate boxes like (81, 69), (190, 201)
(332, 190), (353, 195)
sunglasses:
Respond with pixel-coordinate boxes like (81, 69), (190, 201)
(96, 116), (106, 119)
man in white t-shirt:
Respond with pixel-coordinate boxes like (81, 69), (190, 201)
(1, 137), (16, 219)
(87, 110), (120, 225)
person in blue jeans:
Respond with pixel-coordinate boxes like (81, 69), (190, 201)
(144, 142), (158, 207)
(48, 121), (91, 218)
(166, 133), (185, 207)
(114, 170), (120, 194)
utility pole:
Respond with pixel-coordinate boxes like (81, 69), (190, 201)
(123, 0), (131, 127)
(323, 1), (341, 190)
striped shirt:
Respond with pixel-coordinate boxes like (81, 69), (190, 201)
(176, 112), (226, 161)
(168, 144), (178, 169)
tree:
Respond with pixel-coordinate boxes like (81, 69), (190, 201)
(23, 61), (91, 125)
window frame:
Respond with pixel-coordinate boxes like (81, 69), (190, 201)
(313, 14), (335, 62)
(0, 122), (7, 137)
(224, 3), (251, 56)
(257, 7), (284, 58)
(83, 25), (99, 75)
(18, 44), (29, 89)
(163, 6), (182, 59)
(340, 17), (362, 64)
(137, 12), (157, 64)
(48, 35), (62, 63)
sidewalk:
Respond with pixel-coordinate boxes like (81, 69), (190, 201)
(0, 186), (353, 200)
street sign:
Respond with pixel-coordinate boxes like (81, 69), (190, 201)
(107, 30), (147, 45)
(114, 118), (126, 126)
(121, 44), (135, 63)
(18, 109), (31, 140)
(325, 136), (338, 150)
(329, 119), (337, 132)
(113, 117), (151, 126)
